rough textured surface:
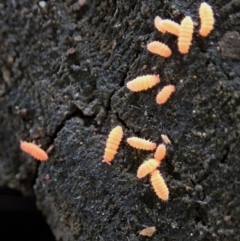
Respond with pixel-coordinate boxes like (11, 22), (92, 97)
(219, 31), (240, 60)
(1, 0), (240, 240)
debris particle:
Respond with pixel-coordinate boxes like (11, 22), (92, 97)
(161, 134), (171, 145)
(1, 66), (11, 86)
(78, 0), (88, 7)
(44, 174), (50, 180)
(74, 35), (82, 42)
(67, 48), (76, 56)
(39, 1), (46, 8)
(224, 216), (232, 226)
(139, 226), (156, 237)
(112, 40), (117, 50)
(171, 221), (178, 229)
(218, 31), (240, 60)
(0, 84), (6, 96)
(195, 184), (203, 192)
(46, 144), (54, 154)
(185, 185), (193, 191)
(16, 108), (28, 117)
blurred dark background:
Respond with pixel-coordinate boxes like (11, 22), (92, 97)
(0, 188), (55, 241)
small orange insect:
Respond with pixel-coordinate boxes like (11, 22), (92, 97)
(147, 41), (172, 58)
(156, 85), (175, 104)
(127, 137), (157, 150)
(20, 141), (48, 161)
(103, 126), (123, 165)
(126, 75), (160, 92)
(178, 16), (194, 54)
(154, 144), (166, 162)
(150, 169), (169, 201)
(154, 16), (166, 34)
(137, 159), (159, 178)
(199, 2), (214, 37)
(159, 20), (180, 36)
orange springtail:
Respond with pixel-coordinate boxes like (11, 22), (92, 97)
(154, 16), (166, 33)
(147, 41), (172, 58)
(159, 19), (180, 36)
(156, 85), (175, 104)
(199, 2), (214, 37)
(150, 169), (169, 201)
(103, 126), (123, 165)
(178, 16), (194, 54)
(20, 141), (48, 161)
(127, 137), (157, 150)
(154, 144), (166, 162)
(126, 75), (160, 92)
(137, 159), (159, 178)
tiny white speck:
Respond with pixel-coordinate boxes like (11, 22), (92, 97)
(39, 1), (46, 8)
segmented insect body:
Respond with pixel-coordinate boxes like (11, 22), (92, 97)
(154, 16), (166, 33)
(178, 16), (194, 54)
(20, 141), (48, 161)
(103, 126), (123, 165)
(127, 137), (157, 150)
(199, 2), (214, 37)
(126, 75), (160, 92)
(147, 41), (172, 58)
(137, 159), (159, 178)
(154, 144), (166, 162)
(150, 170), (169, 201)
(159, 20), (180, 36)
(156, 85), (175, 104)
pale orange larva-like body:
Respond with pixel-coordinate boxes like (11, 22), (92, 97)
(156, 85), (175, 104)
(199, 2), (214, 37)
(178, 16), (194, 54)
(126, 75), (160, 92)
(159, 20), (180, 36)
(137, 158), (159, 178)
(150, 169), (169, 201)
(127, 137), (157, 151)
(20, 141), (48, 161)
(147, 41), (172, 58)
(154, 144), (166, 162)
(154, 16), (166, 34)
(103, 126), (123, 165)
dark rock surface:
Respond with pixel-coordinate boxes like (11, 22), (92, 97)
(1, 0), (240, 240)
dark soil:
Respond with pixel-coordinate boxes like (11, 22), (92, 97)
(0, 0), (240, 240)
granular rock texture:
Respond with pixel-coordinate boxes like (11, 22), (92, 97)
(1, 0), (240, 240)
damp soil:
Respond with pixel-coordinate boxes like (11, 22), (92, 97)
(0, 0), (240, 240)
